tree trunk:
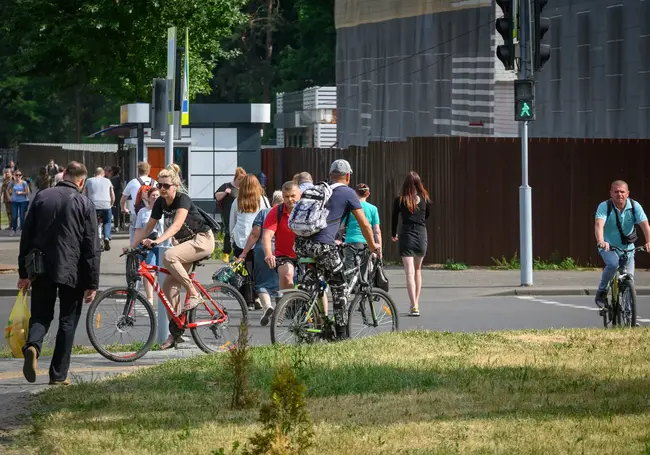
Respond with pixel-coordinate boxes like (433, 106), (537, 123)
(263, 0), (274, 104)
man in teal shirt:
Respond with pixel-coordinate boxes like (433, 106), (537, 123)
(342, 183), (382, 274)
(594, 180), (650, 309)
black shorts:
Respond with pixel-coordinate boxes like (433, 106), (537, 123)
(276, 256), (297, 268)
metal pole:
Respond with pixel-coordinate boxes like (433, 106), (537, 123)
(137, 123), (145, 162)
(156, 246), (170, 342)
(165, 115), (174, 166)
(519, 0), (533, 286)
(165, 27), (177, 167)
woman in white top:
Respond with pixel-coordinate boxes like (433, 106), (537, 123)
(229, 174), (269, 258)
(229, 175), (269, 309)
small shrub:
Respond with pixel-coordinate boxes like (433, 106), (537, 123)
(492, 252), (582, 270)
(490, 252), (520, 270)
(444, 259), (469, 270)
(211, 238), (225, 260)
(243, 362), (314, 455)
(225, 321), (256, 410)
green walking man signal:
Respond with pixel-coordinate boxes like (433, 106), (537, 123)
(514, 79), (536, 122)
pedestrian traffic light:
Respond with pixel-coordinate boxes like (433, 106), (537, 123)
(533, 0), (551, 72)
(514, 79), (535, 121)
(496, 0), (515, 70)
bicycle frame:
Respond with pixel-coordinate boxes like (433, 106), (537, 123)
(292, 244), (380, 335)
(609, 246), (638, 289)
(132, 256), (229, 331)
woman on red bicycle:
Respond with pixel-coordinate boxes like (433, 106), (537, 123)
(132, 167), (214, 347)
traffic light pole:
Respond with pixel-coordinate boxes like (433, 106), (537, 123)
(519, 0), (533, 286)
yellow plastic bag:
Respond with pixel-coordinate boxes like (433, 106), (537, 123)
(3, 290), (30, 358)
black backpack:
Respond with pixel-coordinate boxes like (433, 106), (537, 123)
(197, 206), (223, 234)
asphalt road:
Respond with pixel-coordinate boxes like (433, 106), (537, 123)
(3, 289), (650, 351)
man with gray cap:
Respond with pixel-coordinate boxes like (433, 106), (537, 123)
(293, 158), (381, 340)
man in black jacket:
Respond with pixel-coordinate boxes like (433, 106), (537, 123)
(18, 161), (100, 385)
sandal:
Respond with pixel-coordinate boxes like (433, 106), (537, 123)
(160, 335), (176, 350)
(183, 294), (204, 312)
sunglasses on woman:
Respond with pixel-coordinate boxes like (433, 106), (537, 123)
(157, 183), (175, 190)
(14, 173), (22, 177)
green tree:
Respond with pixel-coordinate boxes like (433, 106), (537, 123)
(275, 0), (336, 93)
(204, 0), (336, 103)
(1, 0), (247, 144)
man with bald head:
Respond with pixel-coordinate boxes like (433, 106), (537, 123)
(594, 180), (650, 311)
(83, 167), (115, 251)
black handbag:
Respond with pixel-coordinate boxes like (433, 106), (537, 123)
(374, 258), (389, 292)
(25, 248), (45, 280)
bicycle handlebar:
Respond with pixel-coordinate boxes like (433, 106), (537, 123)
(119, 245), (153, 258)
(608, 245), (647, 254)
(338, 243), (369, 252)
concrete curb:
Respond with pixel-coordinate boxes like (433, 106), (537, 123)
(1, 286), (649, 298)
(487, 287), (650, 297)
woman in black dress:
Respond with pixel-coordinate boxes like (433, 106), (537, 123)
(391, 171), (431, 316)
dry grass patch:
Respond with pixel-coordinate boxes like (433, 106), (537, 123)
(6, 328), (650, 454)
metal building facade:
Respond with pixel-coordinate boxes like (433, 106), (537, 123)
(335, 0), (494, 148)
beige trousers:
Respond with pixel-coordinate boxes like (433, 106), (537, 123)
(162, 230), (215, 312)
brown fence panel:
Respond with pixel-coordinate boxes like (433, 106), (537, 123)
(262, 138), (650, 267)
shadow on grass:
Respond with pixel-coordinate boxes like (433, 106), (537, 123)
(31, 356), (650, 435)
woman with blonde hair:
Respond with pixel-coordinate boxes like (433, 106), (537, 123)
(230, 174), (269, 309)
(134, 167), (214, 349)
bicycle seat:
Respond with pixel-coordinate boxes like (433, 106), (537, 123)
(299, 257), (317, 264)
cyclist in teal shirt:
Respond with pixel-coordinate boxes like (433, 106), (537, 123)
(594, 180), (650, 309)
(341, 183), (382, 276)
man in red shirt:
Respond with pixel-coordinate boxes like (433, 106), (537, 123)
(262, 181), (301, 289)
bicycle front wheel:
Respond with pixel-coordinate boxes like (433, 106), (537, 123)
(189, 282), (249, 353)
(617, 280), (637, 327)
(86, 287), (157, 362)
(347, 288), (399, 339)
(271, 290), (322, 344)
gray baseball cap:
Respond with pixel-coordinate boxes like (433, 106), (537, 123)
(330, 159), (353, 175)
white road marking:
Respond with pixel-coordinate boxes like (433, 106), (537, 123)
(516, 296), (650, 323)
(516, 296), (598, 311)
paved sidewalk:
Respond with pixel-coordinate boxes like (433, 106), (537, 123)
(0, 236), (648, 298)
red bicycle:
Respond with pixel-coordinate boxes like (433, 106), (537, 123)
(86, 246), (248, 362)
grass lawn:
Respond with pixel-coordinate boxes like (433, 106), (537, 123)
(6, 328), (650, 454)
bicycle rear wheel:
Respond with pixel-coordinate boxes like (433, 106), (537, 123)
(86, 287), (156, 362)
(347, 288), (399, 339)
(188, 282), (249, 353)
(617, 280), (637, 327)
(271, 290), (323, 344)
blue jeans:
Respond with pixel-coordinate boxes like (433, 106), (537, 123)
(598, 249), (635, 291)
(145, 247), (160, 266)
(253, 246), (279, 296)
(96, 209), (112, 240)
(11, 201), (27, 231)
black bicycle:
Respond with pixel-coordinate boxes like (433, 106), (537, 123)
(601, 245), (646, 328)
(270, 244), (399, 344)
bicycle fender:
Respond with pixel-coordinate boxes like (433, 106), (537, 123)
(275, 288), (307, 299)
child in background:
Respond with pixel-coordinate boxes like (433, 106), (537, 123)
(130, 187), (170, 304)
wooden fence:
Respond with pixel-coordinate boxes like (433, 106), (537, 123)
(263, 137), (650, 267)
